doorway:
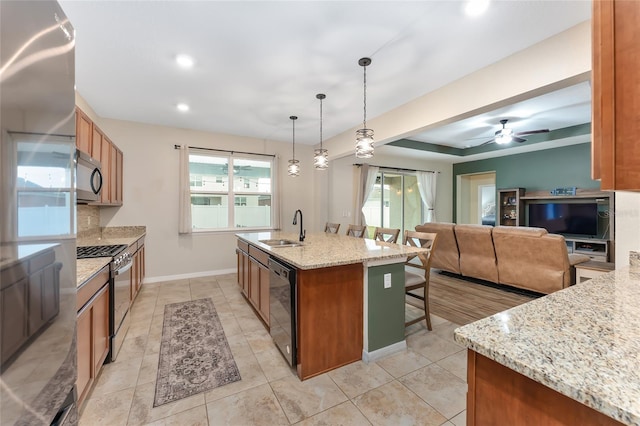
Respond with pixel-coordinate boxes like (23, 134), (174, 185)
(456, 172), (496, 225)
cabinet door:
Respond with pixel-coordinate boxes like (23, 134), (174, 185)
(100, 137), (111, 204)
(249, 258), (260, 309)
(1, 279), (29, 363)
(93, 286), (110, 372)
(592, 0), (640, 190)
(110, 144), (117, 202)
(75, 108), (92, 154)
(115, 148), (123, 205)
(91, 126), (103, 160)
(76, 304), (93, 405)
(258, 262), (270, 325)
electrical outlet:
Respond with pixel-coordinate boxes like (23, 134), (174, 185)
(384, 273), (391, 289)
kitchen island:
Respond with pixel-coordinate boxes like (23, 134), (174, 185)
(236, 231), (428, 380)
(454, 258), (640, 425)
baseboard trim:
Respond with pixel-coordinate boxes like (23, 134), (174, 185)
(144, 268), (236, 284)
(362, 340), (407, 363)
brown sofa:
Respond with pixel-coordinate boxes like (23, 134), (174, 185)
(414, 222), (461, 274)
(415, 223), (590, 294)
(454, 224), (499, 283)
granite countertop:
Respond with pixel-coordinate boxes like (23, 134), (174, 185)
(0, 243), (59, 270)
(76, 226), (146, 288)
(77, 226), (146, 248)
(454, 264), (640, 425)
(236, 231), (427, 270)
(77, 257), (111, 288)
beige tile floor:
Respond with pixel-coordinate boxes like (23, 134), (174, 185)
(79, 275), (468, 426)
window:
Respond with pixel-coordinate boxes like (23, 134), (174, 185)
(16, 140), (73, 238)
(188, 152), (274, 231)
(362, 171), (423, 237)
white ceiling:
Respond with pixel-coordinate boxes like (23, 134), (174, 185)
(59, 1), (592, 150)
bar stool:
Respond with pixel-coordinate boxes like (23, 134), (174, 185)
(373, 227), (401, 243)
(345, 224), (367, 238)
(403, 230), (438, 330)
(324, 222), (341, 234)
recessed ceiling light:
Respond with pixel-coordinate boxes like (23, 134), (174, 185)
(177, 103), (189, 112)
(464, 0), (490, 17)
(175, 54), (194, 68)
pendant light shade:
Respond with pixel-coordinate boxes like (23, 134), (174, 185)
(314, 93), (329, 170)
(287, 115), (300, 177)
(355, 57), (374, 159)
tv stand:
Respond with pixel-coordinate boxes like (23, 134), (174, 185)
(565, 238), (610, 262)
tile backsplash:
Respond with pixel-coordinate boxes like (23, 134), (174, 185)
(77, 205), (100, 237)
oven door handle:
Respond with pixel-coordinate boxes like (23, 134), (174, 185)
(114, 260), (133, 275)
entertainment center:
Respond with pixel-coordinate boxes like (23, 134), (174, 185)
(497, 188), (613, 262)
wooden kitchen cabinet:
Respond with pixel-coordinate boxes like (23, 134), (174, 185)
(131, 239), (145, 302)
(248, 245), (270, 325)
(100, 135), (111, 204)
(75, 108), (92, 155)
(236, 240), (249, 296)
(1, 276), (29, 364)
(28, 261), (61, 334)
(1, 247), (61, 365)
(591, 0), (640, 190)
(75, 106), (125, 205)
(76, 266), (110, 407)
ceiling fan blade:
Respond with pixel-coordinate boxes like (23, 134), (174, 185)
(514, 129), (549, 136)
(513, 136), (527, 143)
(476, 138), (495, 147)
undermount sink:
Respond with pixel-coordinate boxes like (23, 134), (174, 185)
(259, 239), (303, 248)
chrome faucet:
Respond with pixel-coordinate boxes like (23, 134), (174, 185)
(292, 209), (305, 242)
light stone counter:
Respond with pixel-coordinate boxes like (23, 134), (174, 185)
(0, 243), (59, 270)
(76, 226), (146, 287)
(454, 264), (640, 425)
(77, 226), (146, 248)
(236, 231), (426, 270)
(77, 258), (111, 288)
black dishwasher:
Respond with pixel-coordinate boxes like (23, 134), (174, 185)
(268, 258), (297, 367)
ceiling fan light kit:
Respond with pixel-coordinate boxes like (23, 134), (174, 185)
(355, 57), (375, 159)
(487, 118), (549, 146)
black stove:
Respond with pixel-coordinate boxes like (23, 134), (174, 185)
(77, 244), (127, 259)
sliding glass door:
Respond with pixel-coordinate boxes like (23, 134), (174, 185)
(362, 171), (422, 238)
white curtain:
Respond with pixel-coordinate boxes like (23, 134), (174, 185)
(417, 171), (437, 223)
(272, 156), (280, 230)
(178, 145), (192, 234)
(355, 164), (379, 226)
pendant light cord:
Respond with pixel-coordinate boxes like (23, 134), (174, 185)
(363, 65), (367, 129)
(320, 96), (323, 149)
(291, 116), (296, 160)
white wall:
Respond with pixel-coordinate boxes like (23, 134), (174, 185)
(327, 152), (453, 232)
(614, 192), (640, 266)
(77, 96), (317, 281)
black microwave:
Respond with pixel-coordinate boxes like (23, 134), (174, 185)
(76, 149), (102, 203)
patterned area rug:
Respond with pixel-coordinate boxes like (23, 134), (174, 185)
(154, 298), (241, 407)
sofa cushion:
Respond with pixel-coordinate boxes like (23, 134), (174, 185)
(415, 222), (460, 274)
(492, 226), (572, 294)
(454, 224), (499, 283)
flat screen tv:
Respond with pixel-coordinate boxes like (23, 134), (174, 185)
(528, 202), (598, 237)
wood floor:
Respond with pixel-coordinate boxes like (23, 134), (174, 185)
(425, 271), (539, 325)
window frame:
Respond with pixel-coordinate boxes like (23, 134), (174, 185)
(188, 149), (276, 233)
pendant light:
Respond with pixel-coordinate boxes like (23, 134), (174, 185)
(287, 115), (300, 177)
(355, 57), (374, 158)
(314, 93), (329, 170)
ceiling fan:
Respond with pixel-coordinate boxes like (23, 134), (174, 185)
(484, 119), (549, 145)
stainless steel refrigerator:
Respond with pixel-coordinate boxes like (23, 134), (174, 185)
(1, 1), (78, 424)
